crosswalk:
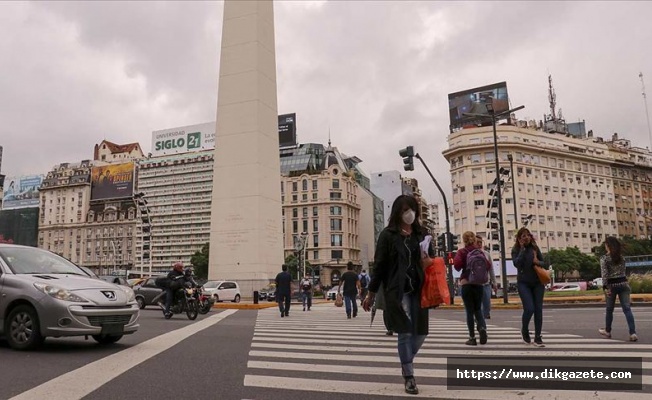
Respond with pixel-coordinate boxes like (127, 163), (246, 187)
(244, 304), (652, 399)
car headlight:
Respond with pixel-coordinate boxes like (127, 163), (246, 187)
(33, 283), (89, 303)
(119, 286), (136, 302)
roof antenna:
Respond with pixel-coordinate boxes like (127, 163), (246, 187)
(328, 126), (332, 148)
(640, 72), (652, 150)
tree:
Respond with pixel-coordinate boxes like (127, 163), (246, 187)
(284, 253), (311, 280)
(190, 243), (209, 280)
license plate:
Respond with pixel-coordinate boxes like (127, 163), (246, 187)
(101, 323), (125, 335)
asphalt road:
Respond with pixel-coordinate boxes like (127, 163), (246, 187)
(0, 304), (650, 400)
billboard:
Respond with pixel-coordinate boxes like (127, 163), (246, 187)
(278, 113), (297, 147)
(151, 122), (216, 157)
(448, 82), (510, 131)
(91, 162), (134, 200)
(2, 175), (44, 210)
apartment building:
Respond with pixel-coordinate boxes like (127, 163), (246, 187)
(441, 125), (641, 257)
(134, 150), (214, 273)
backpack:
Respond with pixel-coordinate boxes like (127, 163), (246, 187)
(302, 280), (311, 291)
(155, 276), (170, 288)
(360, 274), (368, 288)
(466, 248), (489, 285)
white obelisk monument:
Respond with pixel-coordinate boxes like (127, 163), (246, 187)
(208, 0), (283, 294)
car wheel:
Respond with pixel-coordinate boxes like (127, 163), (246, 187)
(214, 294), (220, 303)
(92, 334), (123, 345)
(233, 294), (241, 303)
(5, 305), (45, 351)
(136, 297), (146, 310)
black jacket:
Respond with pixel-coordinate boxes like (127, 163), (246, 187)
(512, 245), (545, 286)
(275, 271), (292, 295)
(369, 227), (432, 335)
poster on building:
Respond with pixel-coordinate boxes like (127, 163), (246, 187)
(91, 162), (134, 200)
(151, 122), (216, 157)
(278, 113), (297, 147)
(2, 175), (43, 210)
(448, 82), (510, 131)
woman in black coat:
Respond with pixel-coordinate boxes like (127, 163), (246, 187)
(362, 195), (433, 395)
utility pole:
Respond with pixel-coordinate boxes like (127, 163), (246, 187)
(640, 72), (652, 151)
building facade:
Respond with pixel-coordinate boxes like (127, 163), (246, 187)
(441, 125), (652, 259)
(370, 170), (413, 226)
(134, 151), (214, 274)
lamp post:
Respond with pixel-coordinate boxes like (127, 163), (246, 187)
(133, 192), (152, 277)
(507, 153), (518, 230)
(465, 101), (525, 303)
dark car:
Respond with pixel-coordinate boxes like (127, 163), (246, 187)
(133, 276), (165, 309)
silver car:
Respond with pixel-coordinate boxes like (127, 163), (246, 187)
(0, 244), (140, 350)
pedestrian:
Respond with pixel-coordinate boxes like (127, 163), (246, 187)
(512, 227), (546, 347)
(275, 264), (292, 318)
(476, 235), (497, 320)
(598, 236), (638, 341)
(339, 262), (360, 318)
(359, 269), (370, 305)
(300, 273), (312, 311)
(362, 194), (434, 395)
(454, 231), (490, 346)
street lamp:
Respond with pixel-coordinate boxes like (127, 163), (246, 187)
(133, 192), (152, 277)
(507, 153), (518, 230)
(464, 101), (525, 303)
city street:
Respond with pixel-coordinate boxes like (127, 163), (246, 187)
(1, 304), (651, 399)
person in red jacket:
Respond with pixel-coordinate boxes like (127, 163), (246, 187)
(454, 231), (490, 345)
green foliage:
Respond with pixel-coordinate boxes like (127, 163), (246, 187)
(629, 273), (652, 293)
(190, 242), (209, 280)
(284, 253), (311, 279)
(544, 246), (600, 280)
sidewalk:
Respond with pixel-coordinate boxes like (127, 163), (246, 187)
(213, 294), (652, 310)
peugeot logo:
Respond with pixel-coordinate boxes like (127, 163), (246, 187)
(102, 291), (117, 300)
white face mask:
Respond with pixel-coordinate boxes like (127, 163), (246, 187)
(402, 210), (416, 225)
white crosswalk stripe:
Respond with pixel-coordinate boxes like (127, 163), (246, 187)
(244, 304), (652, 399)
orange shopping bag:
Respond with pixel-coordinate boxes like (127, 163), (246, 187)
(421, 257), (450, 308)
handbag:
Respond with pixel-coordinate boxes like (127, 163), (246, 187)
(421, 257), (450, 308)
(534, 266), (551, 285)
(334, 292), (343, 307)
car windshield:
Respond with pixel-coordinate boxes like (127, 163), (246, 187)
(0, 247), (86, 275)
(203, 281), (221, 288)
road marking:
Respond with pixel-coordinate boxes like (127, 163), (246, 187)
(244, 375), (652, 400)
(10, 310), (238, 400)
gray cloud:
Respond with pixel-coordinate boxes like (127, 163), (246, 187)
(1, 1), (651, 207)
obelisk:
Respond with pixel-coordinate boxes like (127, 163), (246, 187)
(208, 0), (283, 295)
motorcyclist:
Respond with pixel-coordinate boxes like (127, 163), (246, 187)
(163, 261), (185, 318)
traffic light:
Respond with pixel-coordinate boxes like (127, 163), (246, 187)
(436, 233), (446, 252)
(448, 233), (460, 249)
(399, 146), (415, 171)
(447, 251), (455, 266)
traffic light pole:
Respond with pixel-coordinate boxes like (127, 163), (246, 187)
(414, 153), (455, 305)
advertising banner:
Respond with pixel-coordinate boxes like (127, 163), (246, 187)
(151, 122), (216, 157)
(278, 113), (297, 147)
(91, 162), (134, 200)
(2, 175), (43, 210)
(448, 82), (510, 131)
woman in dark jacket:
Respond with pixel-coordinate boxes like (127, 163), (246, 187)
(511, 227), (546, 347)
(362, 195), (433, 395)
(599, 236), (637, 341)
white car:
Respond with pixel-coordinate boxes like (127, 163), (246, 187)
(202, 281), (241, 303)
(326, 285), (341, 300)
(551, 283), (582, 291)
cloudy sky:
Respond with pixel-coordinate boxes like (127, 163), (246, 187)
(1, 1), (651, 205)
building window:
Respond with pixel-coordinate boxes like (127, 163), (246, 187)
(303, 220), (308, 233)
(293, 208), (298, 218)
(332, 179), (340, 189)
(330, 206), (342, 215)
(330, 192), (342, 200)
(312, 180), (318, 190)
(292, 182), (298, 192)
(312, 207), (318, 217)
(313, 219), (318, 232)
(313, 250), (319, 260)
(331, 234), (343, 246)
(313, 234), (319, 247)
(330, 219), (342, 231)
(312, 193), (318, 200)
(302, 179), (308, 191)
(292, 221), (298, 233)
(302, 207), (308, 218)
(331, 250), (343, 260)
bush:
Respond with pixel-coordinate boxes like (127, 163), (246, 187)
(628, 273), (652, 293)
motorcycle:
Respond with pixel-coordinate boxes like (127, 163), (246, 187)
(154, 278), (199, 320)
(194, 285), (214, 314)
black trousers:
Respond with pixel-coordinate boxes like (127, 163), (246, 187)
(278, 293), (291, 314)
